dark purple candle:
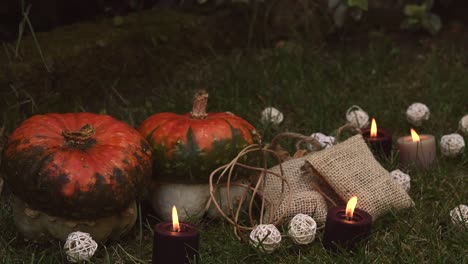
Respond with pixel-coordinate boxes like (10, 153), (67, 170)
(323, 197), (372, 251)
(362, 118), (392, 157)
(153, 206), (199, 264)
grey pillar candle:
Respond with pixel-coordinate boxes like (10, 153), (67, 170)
(397, 128), (436, 169)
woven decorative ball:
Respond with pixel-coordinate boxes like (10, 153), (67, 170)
(346, 105), (369, 129)
(261, 107), (284, 125)
(249, 224), (282, 253)
(459, 115), (468, 135)
(406, 102), (430, 126)
(287, 213), (317, 245)
(308, 133), (336, 151)
(440, 133), (465, 157)
(449, 204), (468, 228)
(64, 231), (98, 263)
(390, 169), (411, 192)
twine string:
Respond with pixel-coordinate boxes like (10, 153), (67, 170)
(209, 129), (357, 241)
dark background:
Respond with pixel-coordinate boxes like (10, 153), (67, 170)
(1, 0), (468, 42)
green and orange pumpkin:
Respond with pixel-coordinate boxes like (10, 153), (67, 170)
(139, 90), (261, 183)
(2, 112), (152, 220)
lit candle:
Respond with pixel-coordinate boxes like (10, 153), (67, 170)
(397, 128), (436, 168)
(153, 205), (199, 264)
(361, 118), (392, 157)
(323, 196), (372, 250)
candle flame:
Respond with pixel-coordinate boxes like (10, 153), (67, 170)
(172, 205), (180, 232)
(345, 196), (358, 220)
(410, 128), (420, 142)
(370, 118), (377, 138)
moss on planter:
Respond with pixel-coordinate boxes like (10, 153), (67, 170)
(11, 195), (138, 242)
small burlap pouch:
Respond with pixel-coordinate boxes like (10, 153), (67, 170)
(264, 155), (328, 225)
(304, 134), (414, 220)
(263, 133), (329, 226)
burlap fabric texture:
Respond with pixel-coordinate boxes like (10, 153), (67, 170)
(304, 134), (414, 220)
(264, 155), (328, 226)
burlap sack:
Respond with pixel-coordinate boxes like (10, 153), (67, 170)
(264, 155), (328, 226)
(304, 134), (414, 220)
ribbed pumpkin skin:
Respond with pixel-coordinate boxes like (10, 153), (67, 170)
(2, 113), (152, 219)
(139, 112), (260, 183)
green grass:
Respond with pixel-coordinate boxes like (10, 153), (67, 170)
(1, 25), (467, 263)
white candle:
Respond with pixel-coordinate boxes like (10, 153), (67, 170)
(397, 128), (436, 168)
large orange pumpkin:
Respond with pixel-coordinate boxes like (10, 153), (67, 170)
(2, 112), (152, 219)
(139, 90), (261, 183)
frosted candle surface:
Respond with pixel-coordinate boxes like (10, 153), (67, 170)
(397, 135), (436, 168)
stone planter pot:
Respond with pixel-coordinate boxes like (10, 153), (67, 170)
(151, 182), (249, 221)
(11, 195), (137, 243)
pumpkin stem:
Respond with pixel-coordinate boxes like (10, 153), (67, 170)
(190, 90), (209, 119)
(62, 124), (96, 146)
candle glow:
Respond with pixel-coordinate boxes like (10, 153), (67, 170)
(370, 118), (377, 138)
(172, 205), (180, 232)
(153, 205), (200, 263)
(410, 128), (420, 142)
(345, 196), (358, 220)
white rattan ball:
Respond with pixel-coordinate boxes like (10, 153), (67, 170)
(346, 105), (369, 129)
(459, 115), (468, 135)
(406, 102), (430, 126)
(308, 133), (336, 151)
(449, 204), (468, 228)
(64, 231), (98, 263)
(390, 169), (411, 192)
(288, 214), (317, 245)
(261, 107), (284, 125)
(249, 224), (282, 253)
(440, 133), (465, 157)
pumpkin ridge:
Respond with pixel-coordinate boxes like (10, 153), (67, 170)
(139, 113), (181, 137)
(146, 127), (159, 144)
(189, 117), (232, 152)
(37, 117), (65, 136)
(185, 126), (200, 181)
(145, 119), (178, 146)
(14, 116), (62, 142)
(159, 119), (191, 158)
(222, 116), (259, 144)
(47, 114), (71, 133)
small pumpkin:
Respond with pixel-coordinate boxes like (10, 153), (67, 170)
(139, 90), (261, 183)
(2, 112), (152, 219)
